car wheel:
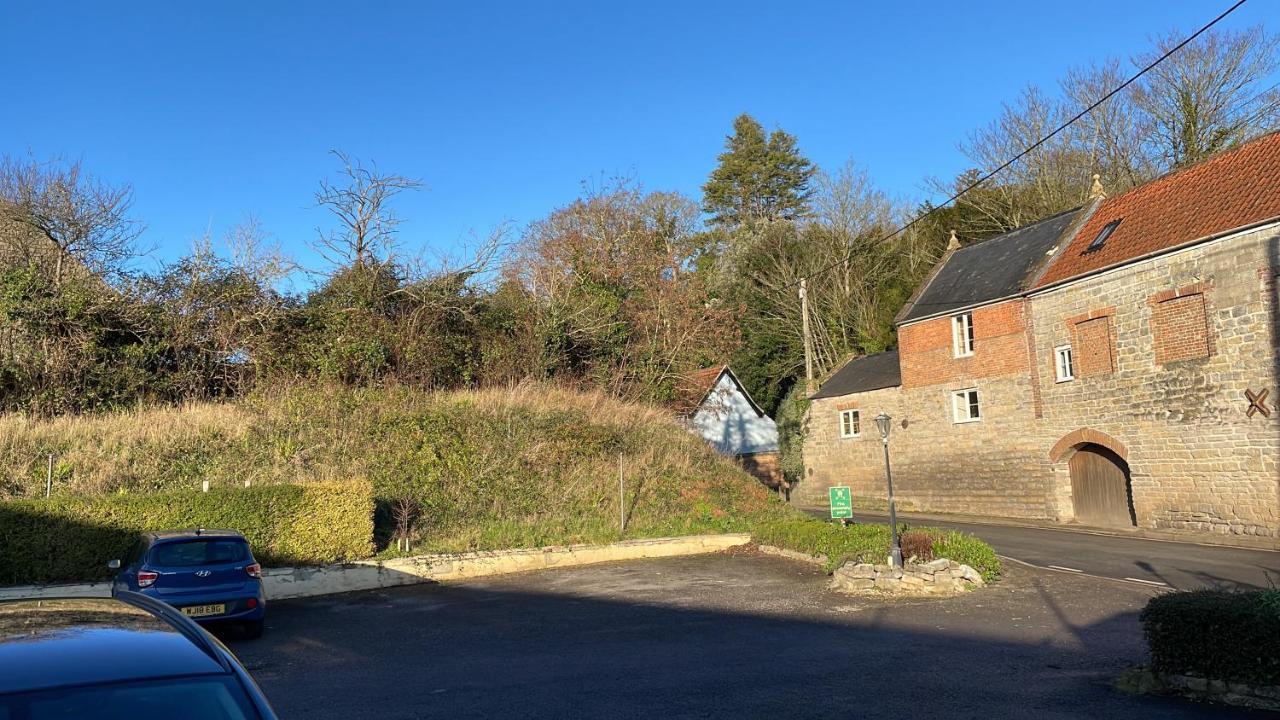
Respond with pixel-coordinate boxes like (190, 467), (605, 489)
(243, 620), (264, 639)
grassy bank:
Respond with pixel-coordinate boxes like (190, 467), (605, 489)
(0, 383), (792, 553)
(0, 383), (1001, 584)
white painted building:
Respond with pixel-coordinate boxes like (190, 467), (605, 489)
(680, 366), (781, 487)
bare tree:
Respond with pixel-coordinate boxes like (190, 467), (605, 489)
(313, 150), (422, 268)
(1134, 25), (1280, 168)
(0, 154), (142, 285)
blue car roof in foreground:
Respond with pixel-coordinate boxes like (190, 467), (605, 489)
(0, 596), (228, 695)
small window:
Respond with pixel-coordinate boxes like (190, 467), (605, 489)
(952, 312), (974, 357)
(1054, 345), (1074, 382)
(1087, 219), (1121, 252)
(951, 388), (981, 423)
(839, 409), (861, 438)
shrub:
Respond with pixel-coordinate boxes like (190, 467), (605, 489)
(752, 518), (1001, 581)
(899, 530), (934, 563)
(0, 482), (374, 585)
(1141, 589), (1280, 685)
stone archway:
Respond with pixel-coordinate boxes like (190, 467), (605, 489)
(1049, 429), (1136, 528)
(1049, 428), (1128, 464)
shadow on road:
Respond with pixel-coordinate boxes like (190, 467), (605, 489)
(223, 556), (1263, 720)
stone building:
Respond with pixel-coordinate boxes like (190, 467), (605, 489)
(797, 132), (1280, 540)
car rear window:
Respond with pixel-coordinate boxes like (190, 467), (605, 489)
(150, 540), (249, 567)
(0, 676), (261, 719)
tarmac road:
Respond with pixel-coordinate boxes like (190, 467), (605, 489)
(229, 552), (1262, 719)
(828, 510), (1280, 590)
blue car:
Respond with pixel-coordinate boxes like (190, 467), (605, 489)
(110, 529), (267, 638)
(0, 592), (277, 718)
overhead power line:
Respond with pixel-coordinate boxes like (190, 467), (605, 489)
(790, 0), (1249, 292)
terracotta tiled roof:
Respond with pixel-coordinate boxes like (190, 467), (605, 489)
(673, 365), (728, 416)
(1035, 131), (1280, 288)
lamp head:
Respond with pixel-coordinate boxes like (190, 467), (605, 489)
(875, 412), (892, 441)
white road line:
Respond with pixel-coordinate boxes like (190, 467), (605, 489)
(1123, 577), (1168, 587)
(1046, 565), (1082, 573)
(999, 555), (1170, 592)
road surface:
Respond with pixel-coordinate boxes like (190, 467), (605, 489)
(230, 552), (1255, 719)
(819, 510), (1280, 590)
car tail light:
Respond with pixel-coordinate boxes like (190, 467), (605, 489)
(246, 598), (258, 609)
(137, 571), (158, 588)
(245, 563), (262, 579)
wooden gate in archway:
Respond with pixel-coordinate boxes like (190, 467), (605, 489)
(1068, 443), (1135, 527)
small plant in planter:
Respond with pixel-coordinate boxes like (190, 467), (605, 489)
(899, 530), (934, 564)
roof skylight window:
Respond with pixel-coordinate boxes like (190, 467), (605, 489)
(1087, 219), (1121, 252)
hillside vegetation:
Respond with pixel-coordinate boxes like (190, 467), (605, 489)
(0, 383), (791, 552)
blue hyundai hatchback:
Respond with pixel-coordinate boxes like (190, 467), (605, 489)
(110, 529), (267, 638)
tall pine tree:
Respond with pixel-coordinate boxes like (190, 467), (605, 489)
(702, 114), (816, 229)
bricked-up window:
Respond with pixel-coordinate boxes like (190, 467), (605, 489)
(839, 409), (860, 438)
(952, 312), (974, 357)
(1054, 345), (1074, 382)
(1073, 316), (1115, 377)
(1151, 293), (1210, 365)
(951, 388), (980, 423)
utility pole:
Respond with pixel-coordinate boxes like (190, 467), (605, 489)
(800, 277), (815, 394)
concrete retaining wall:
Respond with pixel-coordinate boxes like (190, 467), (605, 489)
(0, 533), (752, 603)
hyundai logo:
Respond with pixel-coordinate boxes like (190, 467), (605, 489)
(194, 570), (212, 578)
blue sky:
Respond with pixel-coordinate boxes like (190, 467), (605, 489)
(1, 1), (1272, 283)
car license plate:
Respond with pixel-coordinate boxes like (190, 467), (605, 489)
(181, 603), (226, 618)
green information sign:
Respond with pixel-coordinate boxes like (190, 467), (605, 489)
(829, 486), (853, 519)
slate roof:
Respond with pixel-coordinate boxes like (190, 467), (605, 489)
(899, 208), (1080, 323)
(1036, 131), (1280, 288)
(811, 350), (901, 400)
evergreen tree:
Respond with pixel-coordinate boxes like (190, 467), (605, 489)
(702, 114), (816, 229)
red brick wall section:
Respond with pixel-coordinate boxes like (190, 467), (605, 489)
(1150, 294), (1211, 364)
(1072, 316), (1115, 377)
(899, 300), (1030, 388)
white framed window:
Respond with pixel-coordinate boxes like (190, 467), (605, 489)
(1054, 345), (1074, 382)
(951, 388), (981, 423)
(839, 409), (861, 438)
(952, 312), (974, 357)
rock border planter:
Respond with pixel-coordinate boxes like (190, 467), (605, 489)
(1120, 668), (1280, 712)
(829, 558), (984, 595)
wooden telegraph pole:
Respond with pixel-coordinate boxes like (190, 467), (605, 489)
(800, 278), (815, 394)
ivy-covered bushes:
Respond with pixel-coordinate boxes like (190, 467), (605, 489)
(1141, 589), (1280, 685)
(751, 518), (1001, 582)
(0, 482), (374, 585)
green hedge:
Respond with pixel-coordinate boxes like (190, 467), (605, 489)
(0, 482), (374, 585)
(1141, 589), (1280, 685)
(751, 518), (1001, 582)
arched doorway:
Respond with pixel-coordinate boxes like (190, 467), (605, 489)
(1068, 443), (1136, 527)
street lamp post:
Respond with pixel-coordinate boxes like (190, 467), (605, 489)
(875, 412), (903, 568)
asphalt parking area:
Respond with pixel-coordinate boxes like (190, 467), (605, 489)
(228, 551), (1256, 719)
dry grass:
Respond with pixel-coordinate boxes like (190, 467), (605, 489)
(0, 403), (252, 496)
(0, 381), (794, 554)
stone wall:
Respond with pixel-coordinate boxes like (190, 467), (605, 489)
(737, 451), (783, 490)
(795, 370), (1053, 519)
(829, 558), (984, 595)
(799, 222), (1280, 539)
(1030, 223), (1280, 536)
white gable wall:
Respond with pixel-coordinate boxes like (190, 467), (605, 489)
(688, 372), (779, 456)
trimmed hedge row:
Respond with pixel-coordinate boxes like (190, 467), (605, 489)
(0, 482), (374, 585)
(751, 518), (1001, 582)
(1141, 589), (1280, 685)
